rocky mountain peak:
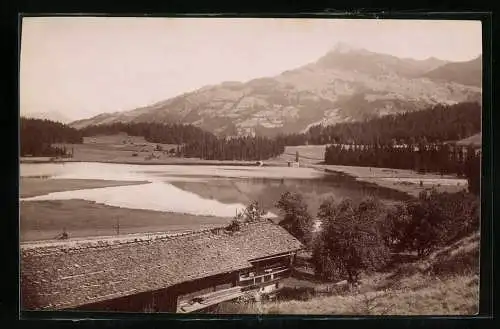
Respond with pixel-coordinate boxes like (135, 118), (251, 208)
(70, 47), (482, 136)
(329, 42), (368, 55)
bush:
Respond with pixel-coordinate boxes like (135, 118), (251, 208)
(242, 201), (267, 223)
(387, 189), (479, 256)
(228, 201), (267, 231)
(226, 219), (241, 232)
(312, 197), (391, 284)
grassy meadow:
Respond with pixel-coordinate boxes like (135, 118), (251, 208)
(20, 199), (231, 242)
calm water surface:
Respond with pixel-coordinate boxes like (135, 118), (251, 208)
(21, 162), (408, 217)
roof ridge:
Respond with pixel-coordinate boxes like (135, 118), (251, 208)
(21, 225), (224, 253)
(21, 219), (278, 255)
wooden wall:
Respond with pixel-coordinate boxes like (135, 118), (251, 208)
(75, 271), (239, 313)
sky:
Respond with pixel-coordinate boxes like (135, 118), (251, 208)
(20, 17), (482, 121)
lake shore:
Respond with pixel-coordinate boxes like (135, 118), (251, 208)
(20, 157), (277, 166)
(316, 164), (468, 197)
(20, 177), (149, 198)
(280, 145), (469, 197)
(21, 142), (469, 202)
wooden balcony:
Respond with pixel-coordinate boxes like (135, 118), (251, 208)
(176, 267), (291, 313)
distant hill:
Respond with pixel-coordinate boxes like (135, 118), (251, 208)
(70, 43), (482, 137)
(23, 111), (73, 124)
(422, 55), (482, 87)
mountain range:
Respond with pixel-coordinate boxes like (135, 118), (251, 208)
(70, 43), (482, 136)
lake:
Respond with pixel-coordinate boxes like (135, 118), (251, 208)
(20, 162), (409, 225)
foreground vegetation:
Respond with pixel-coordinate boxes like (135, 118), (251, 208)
(216, 187), (479, 315)
(216, 272), (478, 315)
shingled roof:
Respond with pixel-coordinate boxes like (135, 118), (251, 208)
(21, 220), (303, 310)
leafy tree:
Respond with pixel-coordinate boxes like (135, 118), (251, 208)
(312, 197), (390, 285)
(275, 192), (313, 245)
(240, 201), (267, 223)
(464, 149), (481, 195)
(385, 203), (413, 252)
(227, 201), (266, 231)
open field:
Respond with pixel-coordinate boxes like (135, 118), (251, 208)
(20, 177), (148, 198)
(20, 199), (232, 242)
(215, 232), (480, 315)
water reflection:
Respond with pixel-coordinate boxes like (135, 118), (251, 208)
(20, 163), (408, 217)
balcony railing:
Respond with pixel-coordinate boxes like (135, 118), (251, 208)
(239, 267), (289, 285)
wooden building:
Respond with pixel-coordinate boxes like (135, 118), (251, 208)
(455, 133), (482, 155)
(21, 220), (303, 313)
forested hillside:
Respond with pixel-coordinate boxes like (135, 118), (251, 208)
(79, 122), (215, 145)
(179, 136), (285, 161)
(20, 118), (83, 156)
(78, 122), (285, 161)
(281, 102), (481, 146)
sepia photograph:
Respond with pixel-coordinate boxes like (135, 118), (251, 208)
(19, 16), (482, 315)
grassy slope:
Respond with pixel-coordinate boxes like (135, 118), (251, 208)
(259, 274), (478, 315)
(215, 232), (480, 315)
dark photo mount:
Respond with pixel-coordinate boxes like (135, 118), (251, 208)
(3, 3), (497, 329)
